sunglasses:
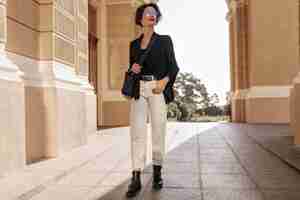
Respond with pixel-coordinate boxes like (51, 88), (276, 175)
(143, 9), (158, 18)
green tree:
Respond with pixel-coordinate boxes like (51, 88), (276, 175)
(223, 91), (232, 119)
(169, 72), (212, 121)
(168, 72), (226, 121)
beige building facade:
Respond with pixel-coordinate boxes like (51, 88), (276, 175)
(228, 0), (300, 144)
(1, 0), (300, 176)
(0, 0), (97, 176)
(228, 0), (299, 125)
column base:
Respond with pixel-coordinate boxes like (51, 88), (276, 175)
(232, 87), (291, 124)
(102, 100), (130, 127)
(8, 51), (96, 163)
(0, 49), (25, 176)
(291, 73), (300, 145)
(100, 91), (130, 127)
(246, 86), (290, 124)
(246, 97), (290, 124)
(78, 76), (97, 136)
(231, 90), (247, 123)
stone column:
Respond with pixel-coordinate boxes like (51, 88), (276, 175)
(76, 0), (97, 136)
(291, 0), (300, 144)
(98, 0), (135, 127)
(0, 0), (25, 176)
(41, 0), (95, 157)
(291, 0), (298, 137)
(290, 0), (299, 145)
(227, 0), (249, 123)
(291, 79), (300, 145)
(229, 21), (236, 95)
(291, 0), (298, 140)
(240, 1), (250, 90)
(97, 0), (106, 126)
(239, 0), (250, 121)
(246, 0), (297, 124)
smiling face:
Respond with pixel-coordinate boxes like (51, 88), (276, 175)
(141, 6), (157, 27)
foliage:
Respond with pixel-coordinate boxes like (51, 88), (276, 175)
(168, 72), (230, 122)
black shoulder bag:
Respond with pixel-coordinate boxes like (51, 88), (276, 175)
(121, 35), (157, 98)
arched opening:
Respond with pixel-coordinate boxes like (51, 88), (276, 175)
(92, 0), (298, 127)
(91, 0), (233, 128)
(156, 0), (232, 122)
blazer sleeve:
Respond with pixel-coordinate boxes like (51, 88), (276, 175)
(129, 41), (135, 70)
(165, 36), (179, 86)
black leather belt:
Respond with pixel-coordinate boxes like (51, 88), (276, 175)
(140, 75), (156, 81)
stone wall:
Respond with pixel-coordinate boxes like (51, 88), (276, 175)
(4, 0), (96, 163)
(0, 0), (26, 176)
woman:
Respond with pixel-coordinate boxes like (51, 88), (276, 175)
(126, 3), (179, 198)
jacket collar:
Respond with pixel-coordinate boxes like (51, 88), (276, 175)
(137, 32), (158, 48)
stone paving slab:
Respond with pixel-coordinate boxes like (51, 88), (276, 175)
(262, 190), (300, 200)
(243, 124), (300, 172)
(0, 123), (215, 200)
(0, 132), (127, 200)
(142, 188), (202, 200)
(2, 123), (300, 200)
(202, 189), (264, 200)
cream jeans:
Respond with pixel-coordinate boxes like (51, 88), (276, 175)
(130, 80), (167, 170)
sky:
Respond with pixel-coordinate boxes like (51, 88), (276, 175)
(156, 0), (230, 105)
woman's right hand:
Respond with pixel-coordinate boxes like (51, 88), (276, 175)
(131, 63), (141, 74)
(123, 95), (132, 101)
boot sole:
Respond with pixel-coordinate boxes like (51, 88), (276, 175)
(152, 183), (163, 190)
(126, 188), (142, 198)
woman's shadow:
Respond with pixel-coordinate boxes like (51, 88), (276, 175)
(92, 166), (155, 200)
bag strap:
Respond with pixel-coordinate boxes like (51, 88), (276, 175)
(137, 34), (157, 66)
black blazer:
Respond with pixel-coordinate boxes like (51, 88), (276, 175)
(129, 32), (179, 104)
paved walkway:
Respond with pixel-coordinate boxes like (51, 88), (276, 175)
(1, 123), (300, 200)
(244, 124), (300, 171)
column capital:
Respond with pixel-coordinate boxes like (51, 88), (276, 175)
(225, 0), (236, 22)
(226, 0), (248, 8)
(131, 0), (159, 8)
(225, 0), (248, 22)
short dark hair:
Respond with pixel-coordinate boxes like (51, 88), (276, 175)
(135, 3), (162, 27)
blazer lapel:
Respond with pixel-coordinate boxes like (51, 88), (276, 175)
(137, 32), (158, 49)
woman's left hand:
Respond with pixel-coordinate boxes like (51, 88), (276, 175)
(152, 77), (169, 94)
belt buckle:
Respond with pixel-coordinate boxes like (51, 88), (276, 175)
(143, 75), (154, 81)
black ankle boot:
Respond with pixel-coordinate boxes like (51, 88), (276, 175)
(152, 165), (163, 190)
(126, 171), (142, 198)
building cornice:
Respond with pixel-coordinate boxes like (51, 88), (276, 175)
(6, 51), (95, 92)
